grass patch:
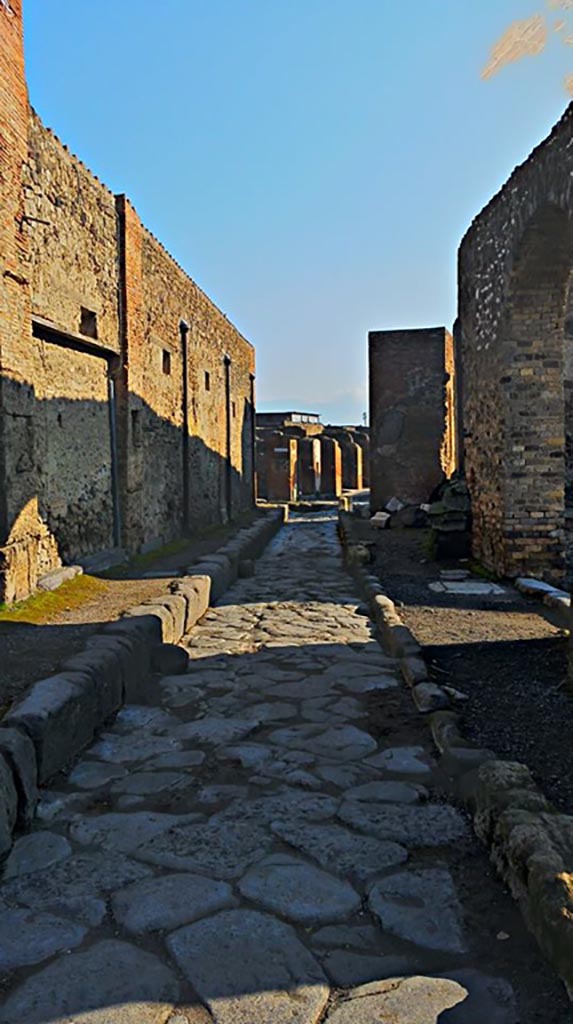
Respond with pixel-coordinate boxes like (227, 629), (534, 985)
(0, 574), (108, 625)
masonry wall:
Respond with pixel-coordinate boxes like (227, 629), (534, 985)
(458, 104), (573, 583)
(0, 0), (255, 600)
(369, 328), (451, 511)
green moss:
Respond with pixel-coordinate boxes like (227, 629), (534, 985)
(0, 574), (108, 625)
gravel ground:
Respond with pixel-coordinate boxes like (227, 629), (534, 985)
(347, 521), (573, 815)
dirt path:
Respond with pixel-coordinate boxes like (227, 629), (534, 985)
(0, 513), (568, 1022)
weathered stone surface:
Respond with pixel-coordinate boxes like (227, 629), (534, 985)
(0, 851), (152, 925)
(173, 717), (258, 745)
(367, 745), (434, 776)
(0, 907), (86, 971)
(272, 821), (408, 882)
(68, 760), (128, 789)
(238, 853), (361, 923)
(152, 642), (189, 675)
(311, 923), (382, 951)
(316, 763), (379, 789)
(147, 750), (206, 769)
(213, 791), (338, 827)
(111, 770), (189, 796)
(70, 811), (196, 854)
(319, 950), (415, 988)
(269, 723), (377, 761)
(168, 909), (329, 1024)
(339, 800), (468, 846)
(368, 868), (467, 953)
(439, 969), (518, 1023)
(2, 831), (71, 879)
(112, 872), (236, 933)
(114, 705), (178, 733)
(217, 743), (273, 768)
(0, 726), (38, 823)
(0, 752), (17, 856)
(136, 819), (271, 879)
(0, 940), (180, 1024)
(412, 682), (450, 713)
(324, 976), (467, 1023)
(90, 732), (182, 763)
(344, 780), (426, 803)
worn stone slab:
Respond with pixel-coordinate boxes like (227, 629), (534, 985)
(173, 717), (258, 745)
(3, 831), (71, 879)
(0, 726), (38, 824)
(0, 907), (87, 971)
(112, 872), (236, 933)
(311, 923), (382, 951)
(70, 811), (197, 855)
(213, 790), (338, 827)
(89, 732), (183, 763)
(344, 780), (426, 803)
(217, 743), (273, 768)
(147, 750), (206, 769)
(136, 819), (272, 879)
(367, 745), (435, 776)
(167, 909), (329, 1024)
(68, 760), (128, 789)
(269, 723), (377, 762)
(0, 851), (152, 926)
(0, 752), (17, 856)
(272, 821), (408, 883)
(197, 785), (249, 804)
(0, 939), (180, 1024)
(111, 770), (189, 796)
(324, 976), (467, 1023)
(368, 868), (467, 953)
(238, 853), (361, 924)
(316, 763), (380, 789)
(319, 950), (416, 987)
(338, 801), (469, 846)
(114, 705), (179, 733)
(438, 969), (518, 1023)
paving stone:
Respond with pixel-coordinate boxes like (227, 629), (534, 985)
(2, 831), (71, 879)
(68, 759), (128, 789)
(338, 675), (399, 694)
(213, 790), (338, 826)
(316, 763), (380, 788)
(112, 872), (236, 933)
(0, 726), (38, 824)
(114, 705), (179, 732)
(368, 868), (467, 953)
(111, 770), (189, 795)
(338, 800), (469, 846)
(90, 732), (182, 763)
(344, 780), (427, 803)
(238, 852), (361, 923)
(36, 789), (95, 822)
(173, 717), (258, 744)
(136, 819), (272, 879)
(0, 851), (152, 926)
(241, 701), (298, 722)
(146, 750), (206, 769)
(0, 939), (180, 1024)
(310, 922), (381, 951)
(367, 744), (435, 775)
(272, 820), (408, 882)
(269, 723), (377, 761)
(217, 743), (273, 768)
(0, 907), (87, 971)
(324, 976), (467, 1023)
(70, 811), (198, 854)
(438, 969), (518, 1023)
(319, 949), (417, 987)
(167, 908), (329, 1024)
(197, 785), (249, 804)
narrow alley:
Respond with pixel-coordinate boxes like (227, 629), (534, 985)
(0, 515), (568, 1022)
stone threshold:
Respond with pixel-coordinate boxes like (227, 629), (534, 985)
(338, 510), (573, 1002)
(0, 509), (285, 859)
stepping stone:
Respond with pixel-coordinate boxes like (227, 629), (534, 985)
(36, 790), (94, 822)
(367, 745), (434, 776)
(0, 939), (180, 1024)
(339, 676), (399, 694)
(338, 801), (469, 847)
(324, 976), (467, 1023)
(173, 717), (258, 745)
(272, 821), (408, 882)
(146, 750), (206, 769)
(268, 678), (334, 699)
(242, 701), (298, 722)
(111, 771), (189, 796)
(70, 811), (197, 855)
(217, 743), (273, 768)
(213, 791), (338, 826)
(90, 733), (182, 764)
(368, 868), (467, 953)
(0, 907), (87, 971)
(2, 831), (71, 879)
(0, 851), (152, 926)
(68, 760), (128, 789)
(317, 763), (380, 789)
(311, 923), (382, 951)
(344, 780), (427, 804)
(114, 706), (178, 733)
(136, 819), (272, 879)
(319, 949), (416, 987)
(238, 853), (361, 924)
(112, 872), (236, 933)
(167, 908), (329, 1024)
(197, 785), (249, 804)
(269, 724), (377, 762)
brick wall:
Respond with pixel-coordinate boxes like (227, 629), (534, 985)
(369, 328), (452, 511)
(0, 1), (256, 600)
(458, 104), (573, 583)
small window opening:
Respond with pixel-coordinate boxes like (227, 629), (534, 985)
(205, 371), (211, 391)
(162, 350), (171, 375)
(80, 307), (98, 339)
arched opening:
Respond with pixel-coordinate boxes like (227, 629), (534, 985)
(501, 204), (573, 584)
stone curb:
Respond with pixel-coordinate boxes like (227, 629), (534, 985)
(0, 508), (285, 858)
(338, 509), (573, 998)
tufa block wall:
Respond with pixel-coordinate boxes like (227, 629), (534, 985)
(0, 1), (255, 601)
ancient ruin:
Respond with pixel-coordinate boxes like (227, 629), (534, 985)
(0, 1), (255, 604)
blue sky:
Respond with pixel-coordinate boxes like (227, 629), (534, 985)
(23, 1), (573, 423)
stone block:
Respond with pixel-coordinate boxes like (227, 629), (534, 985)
(124, 603), (175, 644)
(155, 594), (187, 643)
(0, 751), (19, 857)
(5, 672), (98, 783)
(85, 634), (143, 703)
(152, 644), (188, 676)
(0, 725), (39, 824)
(62, 647), (123, 722)
(171, 575), (211, 632)
(37, 565), (83, 592)
(400, 655), (427, 687)
(412, 682), (450, 713)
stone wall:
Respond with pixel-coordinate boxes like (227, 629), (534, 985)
(458, 104), (573, 583)
(0, 1), (255, 601)
(369, 328), (452, 511)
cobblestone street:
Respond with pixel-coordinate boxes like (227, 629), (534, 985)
(0, 515), (568, 1022)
